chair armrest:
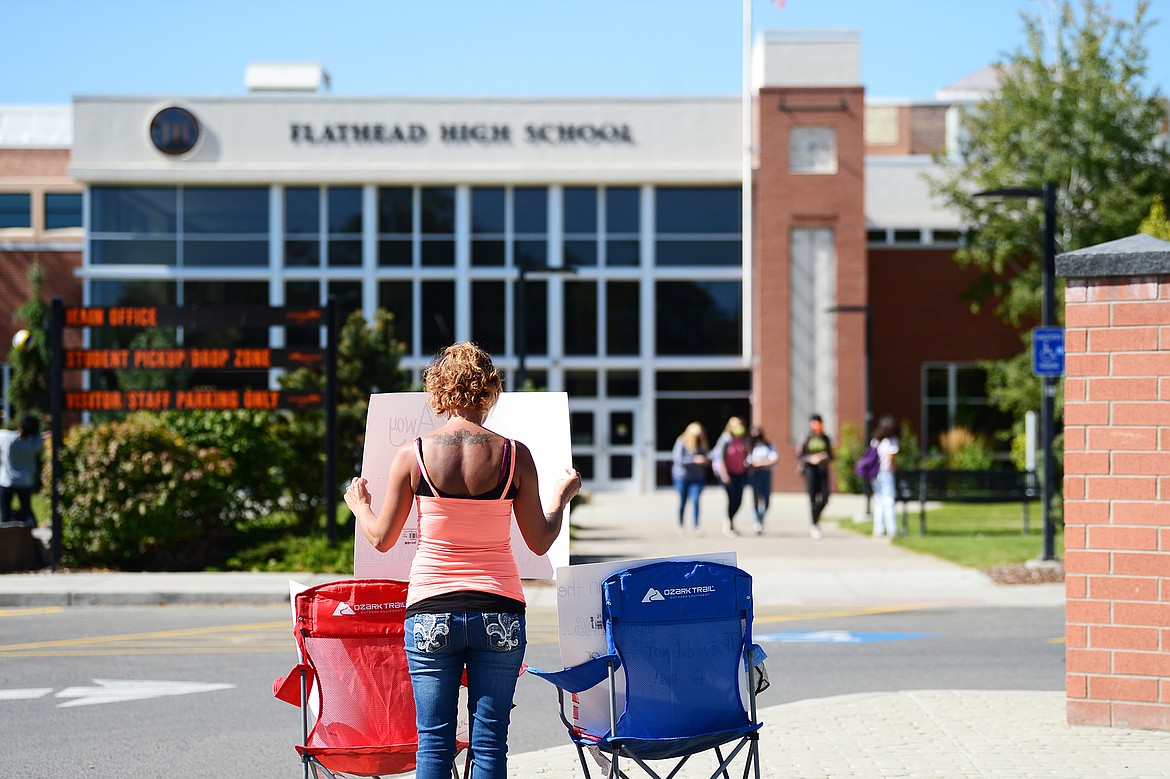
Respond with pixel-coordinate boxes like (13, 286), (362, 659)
(526, 654), (620, 694)
(745, 644), (770, 695)
(272, 662), (313, 706)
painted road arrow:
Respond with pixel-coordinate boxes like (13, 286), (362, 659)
(756, 630), (935, 644)
(0, 688), (53, 700)
(52, 679), (235, 708)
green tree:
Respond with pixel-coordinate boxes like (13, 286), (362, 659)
(6, 260), (52, 419)
(1139, 195), (1170, 240)
(929, 0), (1170, 421)
(280, 308), (410, 496)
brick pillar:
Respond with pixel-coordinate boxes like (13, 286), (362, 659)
(1059, 234), (1170, 732)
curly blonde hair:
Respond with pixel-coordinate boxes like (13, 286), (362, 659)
(424, 342), (503, 416)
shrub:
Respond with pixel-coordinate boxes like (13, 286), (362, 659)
(832, 422), (867, 494)
(936, 427), (995, 470)
(155, 408), (320, 527)
(894, 421), (922, 471)
(58, 414), (236, 570)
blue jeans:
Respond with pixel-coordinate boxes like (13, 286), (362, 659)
(405, 611), (526, 779)
(748, 469), (772, 526)
(872, 471), (898, 536)
(673, 477), (704, 528)
(723, 471), (748, 526)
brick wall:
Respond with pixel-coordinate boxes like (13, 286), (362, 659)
(754, 85), (866, 491)
(869, 247), (1022, 443)
(1063, 274), (1170, 731)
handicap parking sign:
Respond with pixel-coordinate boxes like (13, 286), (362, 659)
(1032, 327), (1065, 377)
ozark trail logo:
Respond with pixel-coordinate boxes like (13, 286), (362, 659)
(333, 601), (407, 616)
(642, 588), (665, 603)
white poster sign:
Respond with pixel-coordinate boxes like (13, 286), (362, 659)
(353, 392), (572, 581)
(554, 552), (737, 735)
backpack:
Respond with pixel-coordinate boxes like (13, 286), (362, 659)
(722, 436), (749, 475)
(854, 445), (880, 481)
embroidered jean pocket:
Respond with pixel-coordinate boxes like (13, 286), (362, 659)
(483, 613), (524, 652)
(411, 613), (452, 654)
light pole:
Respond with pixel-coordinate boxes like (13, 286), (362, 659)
(515, 262), (576, 391)
(973, 182), (1059, 562)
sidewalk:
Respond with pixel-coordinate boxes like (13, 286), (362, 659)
(3, 490), (1168, 776)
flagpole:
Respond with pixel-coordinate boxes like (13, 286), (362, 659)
(742, 0), (754, 362)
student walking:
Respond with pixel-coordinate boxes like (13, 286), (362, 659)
(671, 422), (709, 534)
(711, 416), (750, 537)
(795, 414), (834, 539)
(869, 415), (900, 537)
(746, 425), (778, 535)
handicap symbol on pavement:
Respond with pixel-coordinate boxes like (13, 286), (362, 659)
(755, 630), (935, 644)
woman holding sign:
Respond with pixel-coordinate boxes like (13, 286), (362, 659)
(344, 341), (581, 779)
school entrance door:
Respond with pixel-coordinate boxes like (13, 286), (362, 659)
(570, 402), (640, 492)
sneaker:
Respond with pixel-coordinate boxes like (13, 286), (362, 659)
(810, 525), (823, 539)
(754, 525), (765, 536)
(722, 524), (739, 538)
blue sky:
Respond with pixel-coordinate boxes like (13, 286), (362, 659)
(1, 0), (1165, 103)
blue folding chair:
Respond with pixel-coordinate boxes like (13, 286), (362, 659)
(529, 560), (766, 779)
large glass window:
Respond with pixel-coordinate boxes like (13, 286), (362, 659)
(922, 363), (1013, 457)
(654, 187), (741, 267)
(377, 187), (412, 266)
(0, 193), (31, 228)
(328, 280), (363, 324)
(184, 281), (269, 348)
(285, 280), (320, 347)
(655, 370), (751, 486)
(655, 187), (739, 234)
(91, 187), (178, 265)
(789, 127), (838, 174)
(605, 187), (640, 267)
(655, 280), (741, 355)
(91, 187), (177, 233)
(421, 280), (455, 352)
(421, 187), (455, 266)
(564, 280), (598, 356)
(472, 280), (506, 355)
(606, 280), (639, 355)
(184, 188), (268, 233)
(44, 193), (82, 229)
(515, 279), (548, 357)
(790, 228), (836, 440)
(184, 281), (269, 388)
(327, 187), (362, 267)
(378, 281), (413, 352)
(563, 186), (598, 268)
(88, 279), (177, 349)
(514, 186), (548, 270)
(91, 187), (269, 267)
(285, 187), (320, 267)
(471, 187), (505, 266)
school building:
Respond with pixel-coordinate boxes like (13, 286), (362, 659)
(0, 31), (1022, 493)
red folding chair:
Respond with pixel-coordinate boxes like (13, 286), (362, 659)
(274, 579), (469, 778)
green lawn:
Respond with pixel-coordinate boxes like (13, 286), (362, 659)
(837, 501), (1063, 569)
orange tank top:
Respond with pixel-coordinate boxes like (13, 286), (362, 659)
(407, 436), (525, 607)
